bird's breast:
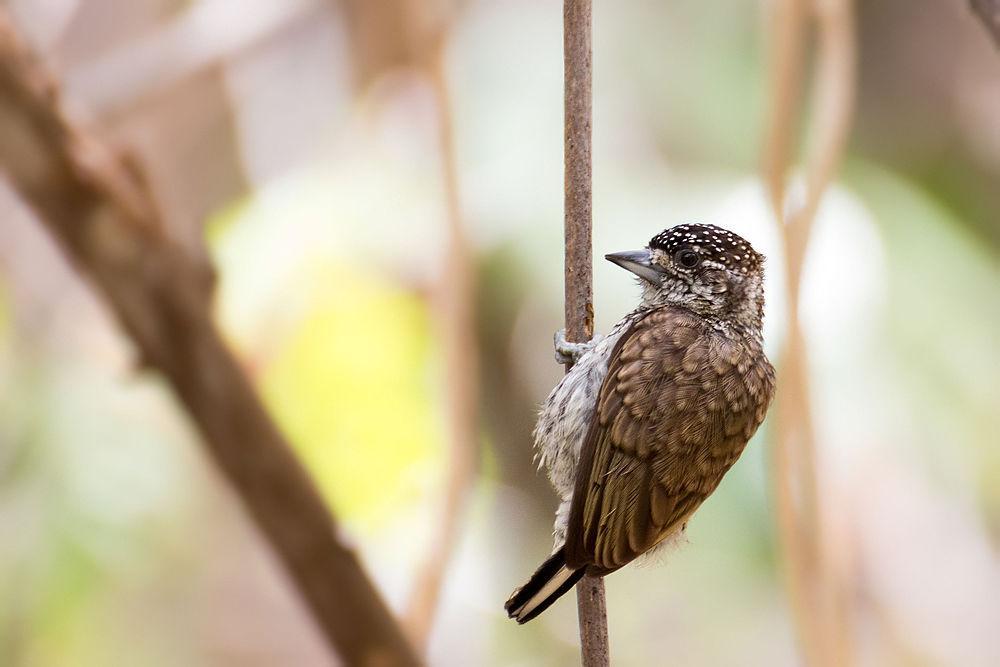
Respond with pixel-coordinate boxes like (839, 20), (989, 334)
(533, 318), (636, 499)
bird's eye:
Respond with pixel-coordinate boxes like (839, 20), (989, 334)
(676, 250), (700, 269)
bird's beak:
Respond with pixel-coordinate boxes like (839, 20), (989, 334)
(605, 249), (666, 284)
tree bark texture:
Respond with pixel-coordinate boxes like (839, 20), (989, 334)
(563, 1), (610, 666)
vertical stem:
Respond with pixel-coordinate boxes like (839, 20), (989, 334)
(575, 575), (610, 667)
(761, 0), (807, 216)
(563, 1), (608, 666)
(563, 0), (594, 351)
(563, 0), (593, 350)
(762, 6), (822, 661)
(763, 0), (856, 664)
(405, 44), (480, 652)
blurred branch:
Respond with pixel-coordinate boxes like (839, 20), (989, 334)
(762, 9), (814, 662)
(761, 0), (807, 214)
(337, 0), (463, 91)
(404, 43), (480, 651)
(0, 14), (420, 667)
(563, 2), (608, 666)
(971, 0), (1000, 48)
(762, 0), (856, 665)
(65, 0), (324, 117)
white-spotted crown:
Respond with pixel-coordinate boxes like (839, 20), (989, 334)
(649, 223), (762, 275)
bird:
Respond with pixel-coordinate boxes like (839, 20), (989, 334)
(505, 223), (776, 624)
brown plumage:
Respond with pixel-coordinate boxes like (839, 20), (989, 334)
(566, 306), (773, 574)
(506, 223), (775, 624)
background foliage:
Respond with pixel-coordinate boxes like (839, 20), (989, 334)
(0, 0), (997, 665)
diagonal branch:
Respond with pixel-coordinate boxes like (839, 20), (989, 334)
(971, 0), (1000, 48)
(0, 14), (420, 667)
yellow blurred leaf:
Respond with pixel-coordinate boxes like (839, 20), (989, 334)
(260, 263), (442, 526)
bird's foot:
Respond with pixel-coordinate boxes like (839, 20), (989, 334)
(553, 329), (603, 365)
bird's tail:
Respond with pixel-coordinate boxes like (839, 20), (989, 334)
(505, 548), (586, 624)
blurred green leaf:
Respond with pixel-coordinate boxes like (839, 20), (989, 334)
(848, 160), (1000, 524)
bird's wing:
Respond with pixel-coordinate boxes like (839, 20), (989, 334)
(563, 306), (761, 573)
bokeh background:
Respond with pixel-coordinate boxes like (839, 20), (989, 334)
(0, 0), (998, 665)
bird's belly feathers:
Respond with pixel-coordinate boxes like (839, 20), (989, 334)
(533, 321), (632, 500)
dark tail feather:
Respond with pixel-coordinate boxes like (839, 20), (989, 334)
(505, 548), (586, 624)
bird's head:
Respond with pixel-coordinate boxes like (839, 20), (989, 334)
(606, 223), (766, 329)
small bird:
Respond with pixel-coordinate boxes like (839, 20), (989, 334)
(505, 223), (776, 623)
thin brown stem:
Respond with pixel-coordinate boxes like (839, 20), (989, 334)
(0, 14), (420, 667)
(563, 1), (608, 666)
(761, 0), (807, 215)
(763, 0), (856, 665)
(404, 45), (480, 652)
(575, 575), (610, 667)
(564, 0), (594, 352)
(761, 1), (818, 658)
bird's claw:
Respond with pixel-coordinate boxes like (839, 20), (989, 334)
(553, 329), (602, 365)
